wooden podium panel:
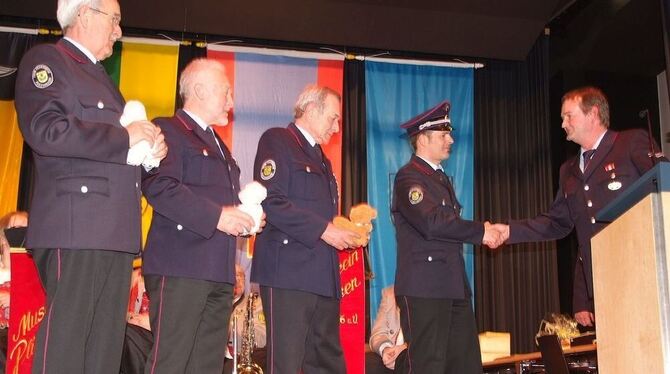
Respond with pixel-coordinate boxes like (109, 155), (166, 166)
(592, 192), (670, 373)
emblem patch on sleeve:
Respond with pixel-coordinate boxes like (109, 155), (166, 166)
(408, 186), (424, 205)
(260, 159), (276, 180)
(32, 64), (53, 89)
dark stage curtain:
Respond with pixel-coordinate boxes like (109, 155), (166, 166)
(341, 58), (374, 338)
(341, 58), (368, 213)
(474, 34), (560, 353)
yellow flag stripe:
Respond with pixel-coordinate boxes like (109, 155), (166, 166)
(0, 100), (24, 217)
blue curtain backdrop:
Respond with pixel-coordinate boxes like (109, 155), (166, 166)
(365, 61), (475, 321)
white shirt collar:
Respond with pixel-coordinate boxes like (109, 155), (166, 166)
(64, 37), (97, 64)
(580, 130), (607, 156)
(183, 110), (210, 132)
(417, 155), (444, 172)
(295, 124), (316, 147)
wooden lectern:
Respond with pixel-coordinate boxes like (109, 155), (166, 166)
(592, 162), (670, 373)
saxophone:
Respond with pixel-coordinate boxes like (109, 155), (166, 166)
(237, 292), (263, 374)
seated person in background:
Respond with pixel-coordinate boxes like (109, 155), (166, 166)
(0, 211), (28, 372)
(120, 268), (151, 374)
(367, 285), (407, 374)
(223, 264), (266, 374)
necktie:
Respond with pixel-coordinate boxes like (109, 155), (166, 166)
(582, 149), (596, 172)
(208, 127), (226, 159)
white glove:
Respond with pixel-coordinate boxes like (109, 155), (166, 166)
(120, 100), (161, 168)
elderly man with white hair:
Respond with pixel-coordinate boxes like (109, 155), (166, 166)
(14, 0), (167, 372)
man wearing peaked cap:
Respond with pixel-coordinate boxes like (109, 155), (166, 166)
(391, 100), (504, 373)
(400, 99), (453, 136)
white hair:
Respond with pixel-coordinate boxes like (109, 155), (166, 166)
(293, 85), (341, 119)
(57, 0), (99, 30)
(178, 58), (227, 102)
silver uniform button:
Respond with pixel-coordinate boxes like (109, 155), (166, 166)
(81, 185), (88, 193)
(584, 184), (589, 191)
(135, 182), (139, 188)
(283, 239), (289, 244)
(587, 200), (592, 207)
(177, 224), (183, 230)
(427, 256), (433, 262)
(590, 217), (595, 224)
(97, 101), (104, 109)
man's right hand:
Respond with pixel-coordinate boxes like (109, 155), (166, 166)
(321, 223), (360, 250)
(217, 207), (255, 236)
(382, 344), (407, 370)
(126, 120), (159, 147)
(575, 310), (595, 327)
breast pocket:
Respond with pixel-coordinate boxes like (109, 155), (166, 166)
(182, 147), (222, 186)
(289, 161), (329, 201)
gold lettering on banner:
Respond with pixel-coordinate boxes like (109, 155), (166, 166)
(340, 276), (361, 297)
(339, 313), (359, 325)
(10, 307), (46, 374)
(339, 250), (359, 274)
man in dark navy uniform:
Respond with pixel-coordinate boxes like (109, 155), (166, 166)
(141, 58), (256, 374)
(14, 0), (167, 372)
(496, 86), (664, 327)
(392, 101), (503, 374)
(252, 85), (359, 373)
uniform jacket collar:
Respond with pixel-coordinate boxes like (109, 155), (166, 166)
(572, 129), (618, 180)
(57, 39), (97, 66)
(175, 109), (228, 162)
(409, 154), (440, 176)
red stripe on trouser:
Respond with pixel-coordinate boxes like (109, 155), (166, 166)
(149, 276), (166, 374)
(40, 248), (62, 374)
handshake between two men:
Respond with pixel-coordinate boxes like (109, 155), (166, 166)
(482, 222), (509, 249)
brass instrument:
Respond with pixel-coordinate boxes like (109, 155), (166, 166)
(237, 292), (263, 374)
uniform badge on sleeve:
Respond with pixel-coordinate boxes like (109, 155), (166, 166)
(260, 159), (276, 180)
(408, 186), (424, 205)
(32, 64), (53, 89)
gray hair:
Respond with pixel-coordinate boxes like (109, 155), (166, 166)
(57, 0), (100, 30)
(178, 58), (227, 102)
(293, 85), (341, 119)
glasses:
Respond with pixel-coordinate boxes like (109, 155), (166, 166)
(89, 7), (121, 26)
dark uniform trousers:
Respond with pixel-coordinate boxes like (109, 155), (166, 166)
(143, 276), (233, 374)
(260, 286), (345, 374)
(31, 248), (133, 374)
(395, 296), (482, 374)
